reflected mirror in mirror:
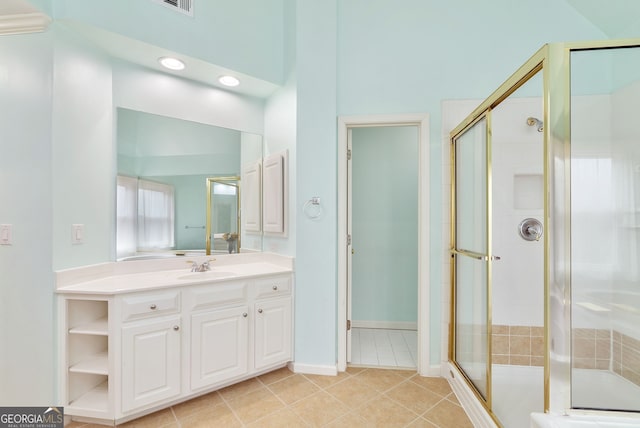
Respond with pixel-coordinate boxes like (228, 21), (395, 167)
(207, 177), (240, 255)
(116, 108), (262, 260)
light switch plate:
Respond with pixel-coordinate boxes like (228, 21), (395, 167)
(72, 224), (84, 244)
(0, 224), (12, 245)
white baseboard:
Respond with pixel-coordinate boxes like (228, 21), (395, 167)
(419, 364), (442, 377)
(445, 363), (497, 428)
(288, 362), (338, 376)
(351, 320), (417, 330)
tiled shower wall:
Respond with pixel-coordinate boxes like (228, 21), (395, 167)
(572, 328), (612, 370)
(492, 325), (544, 366)
(573, 328), (640, 387)
(613, 331), (640, 387)
(493, 326), (640, 387)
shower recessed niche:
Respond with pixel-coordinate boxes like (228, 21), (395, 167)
(513, 174), (543, 210)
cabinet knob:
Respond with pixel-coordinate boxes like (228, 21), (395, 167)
(272, 285), (278, 291)
(258, 308), (263, 314)
(150, 304), (157, 310)
(173, 325), (180, 331)
(243, 313), (248, 318)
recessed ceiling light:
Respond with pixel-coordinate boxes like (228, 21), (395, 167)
(218, 75), (240, 87)
(158, 57), (185, 71)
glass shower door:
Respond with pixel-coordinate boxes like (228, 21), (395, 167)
(570, 45), (640, 413)
(452, 116), (490, 402)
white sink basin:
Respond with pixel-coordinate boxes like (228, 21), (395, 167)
(177, 271), (237, 281)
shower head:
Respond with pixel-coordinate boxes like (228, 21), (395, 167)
(527, 117), (543, 132)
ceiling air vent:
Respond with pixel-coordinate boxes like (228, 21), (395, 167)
(152, 0), (193, 17)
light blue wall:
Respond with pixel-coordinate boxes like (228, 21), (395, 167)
(112, 61), (264, 136)
(262, 0), (297, 257)
(40, 0), (285, 85)
(293, 0), (338, 367)
(334, 0), (606, 364)
(51, 23), (113, 270)
(351, 126), (418, 324)
(0, 30), (54, 406)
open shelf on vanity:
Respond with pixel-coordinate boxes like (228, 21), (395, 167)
(69, 317), (108, 335)
(65, 299), (110, 417)
(68, 378), (109, 413)
(69, 351), (108, 375)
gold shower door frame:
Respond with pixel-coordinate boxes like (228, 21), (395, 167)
(450, 48), (546, 424)
(449, 38), (640, 424)
(450, 110), (494, 409)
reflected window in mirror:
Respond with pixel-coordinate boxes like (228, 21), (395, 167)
(116, 175), (175, 259)
(138, 179), (175, 250)
(117, 175), (137, 258)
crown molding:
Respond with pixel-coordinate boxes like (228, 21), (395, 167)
(0, 11), (51, 35)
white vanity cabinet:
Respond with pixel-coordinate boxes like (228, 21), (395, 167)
(186, 275), (293, 392)
(185, 280), (249, 391)
(116, 290), (182, 414)
(58, 268), (293, 426)
(254, 276), (292, 370)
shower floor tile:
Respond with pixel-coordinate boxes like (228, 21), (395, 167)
(350, 328), (417, 369)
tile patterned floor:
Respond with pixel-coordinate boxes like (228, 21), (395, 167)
(350, 328), (417, 368)
(66, 367), (474, 427)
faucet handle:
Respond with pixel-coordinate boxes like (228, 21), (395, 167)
(186, 260), (199, 271)
(201, 259), (216, 271)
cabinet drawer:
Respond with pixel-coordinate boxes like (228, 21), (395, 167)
(186, 281), (247, 312)
(254, 275), (291, 299)
(120, 291), (180, 322)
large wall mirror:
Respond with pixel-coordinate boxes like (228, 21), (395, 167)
(116, 108), (263, 260)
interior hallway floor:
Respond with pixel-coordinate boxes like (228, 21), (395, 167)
(350, 328), (418, 368)
(66, 366), (473, 427)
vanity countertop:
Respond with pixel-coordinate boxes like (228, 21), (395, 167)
(56, 253), (294, 295)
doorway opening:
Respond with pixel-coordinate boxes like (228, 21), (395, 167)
(337, 114), (431, 375)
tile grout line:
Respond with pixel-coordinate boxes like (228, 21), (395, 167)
(216, 383), (251, 427)
(250, 374), (293, 426)
(268, 371), (357, 426)
(168, 406), (180, 428)
(384, 376), (452, 425)
(299, 371), (356, 427)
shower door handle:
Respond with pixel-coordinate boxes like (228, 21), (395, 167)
(451, 248), (488, 261)
(450, 249), (500, 261)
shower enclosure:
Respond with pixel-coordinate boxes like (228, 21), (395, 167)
(449, 39), (640, 427)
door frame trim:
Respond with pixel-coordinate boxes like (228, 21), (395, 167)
(337, 113), (431, 374)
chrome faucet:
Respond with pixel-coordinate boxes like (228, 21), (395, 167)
(188, 259), (216, 272)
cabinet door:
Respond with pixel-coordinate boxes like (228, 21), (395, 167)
(254, 297), (292, 369)
(263, 153), (285, 234)
(191, 306), (249, 390)
(242, 161), (262, 232)
(121, 316), (181, 413)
